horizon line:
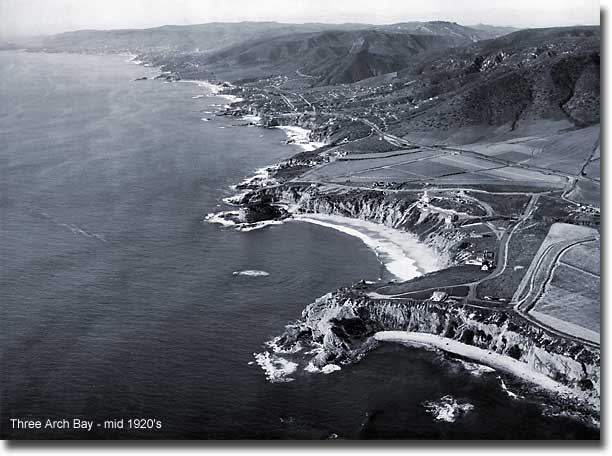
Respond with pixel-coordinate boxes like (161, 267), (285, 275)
(1, 19), (601, 41)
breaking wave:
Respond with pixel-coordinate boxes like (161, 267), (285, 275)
(233, 270), (270, 277)
(422, 395), (474, 423)
(205, 211), (285, 232)
(253, 352), (298, 383)
(454, 359), (496, 377)
(498, 376), (522, 399)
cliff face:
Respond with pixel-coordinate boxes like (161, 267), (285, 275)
(255, 184), (467, 263)
(275, 290), (600, 411)
(233, 170), (599, 417)
(244, 184), (599, 415)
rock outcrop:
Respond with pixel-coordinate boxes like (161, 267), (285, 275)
(274, 290), (600, 413)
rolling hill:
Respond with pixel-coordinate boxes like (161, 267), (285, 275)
(203, 29), (466, 85)
(377, 21), (519, 41)
(384, 26), (601, 140)
(22, 22), (370, 54)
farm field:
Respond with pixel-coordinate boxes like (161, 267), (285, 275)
(584, 158), (600, 180)
(373, 265), (487, 296)
(566, 179), (601, 208)
(560, 239), (600, 275)
(511, 223), (599, 303)
(302, 146), (568, 189)
(508, 223), (601, 342)
(532, 260), (600, 343)
(460, 125), (600, 175)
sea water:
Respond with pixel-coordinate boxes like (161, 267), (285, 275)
(0, 51), (598, 439)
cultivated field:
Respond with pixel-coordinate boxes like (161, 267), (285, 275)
(301, 146), (568, 189)
(460, 125), (600, 175)
(532, 251), (600, 343)
(514, 225), (600, 342)
(566, 179), (601, 208)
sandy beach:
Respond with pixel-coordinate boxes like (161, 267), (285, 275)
(292, 213), (446, 281)
(374, 331), (579, 398)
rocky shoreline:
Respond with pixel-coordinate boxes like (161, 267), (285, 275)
(281, 290), (598, 410)
(202, 81), (600, 424)
(123, 57), (602, 424)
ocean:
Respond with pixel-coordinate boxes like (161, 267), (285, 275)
(0, 50), (598, 439)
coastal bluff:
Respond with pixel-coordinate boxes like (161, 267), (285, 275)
(274, 290), (600, 415)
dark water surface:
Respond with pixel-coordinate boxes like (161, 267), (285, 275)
(0, 51), (598, 439)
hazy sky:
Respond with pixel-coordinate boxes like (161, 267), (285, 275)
(0, 0), (601, 39)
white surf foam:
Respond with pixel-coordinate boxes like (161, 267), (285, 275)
(204, 211), (239, 227)
(253, 352), (298, 383)
(179, 80), (242, 104)
(292, 214), (444, 281)
(265, 335), (303, 355)
(304, 362), (342, 375)
(205, 211), (284, 232)
(234, 165), (278, 190)
(125, 55), (144, 65)
(242, 114), (262, 125)
(180, 79), (223, 94)
(276, 125), (327, 151)
(222, 192), (249, 206)
(233, 270), (270, 277)
(423, 395), (474, 422)
(498, 376), (522, 399)
(219, 94), (244, 103)
(235, 220), (285, 232)
(455, 359), (496, 377)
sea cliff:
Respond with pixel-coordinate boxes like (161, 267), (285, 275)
(274, 290), (600, 413)
(239, 183), (468, 263)
(231, 178), (600, 419)
(211, 84), (600, 421)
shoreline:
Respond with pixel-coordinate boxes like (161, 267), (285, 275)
(374, 331), (597, 409)
(291, 213), (446, 282)
(199, 87), (442, 283)
(192, 69), (599, 421)
(275, 125), (327, 151)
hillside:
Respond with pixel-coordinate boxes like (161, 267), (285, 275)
(377, 21), (518, 41)
(203, 29), (466, 85)
(18, 20), (517, 55)
(24, 22), (370, 54)
(386, 26), (601, 139)
(203, 24), (599, 153)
